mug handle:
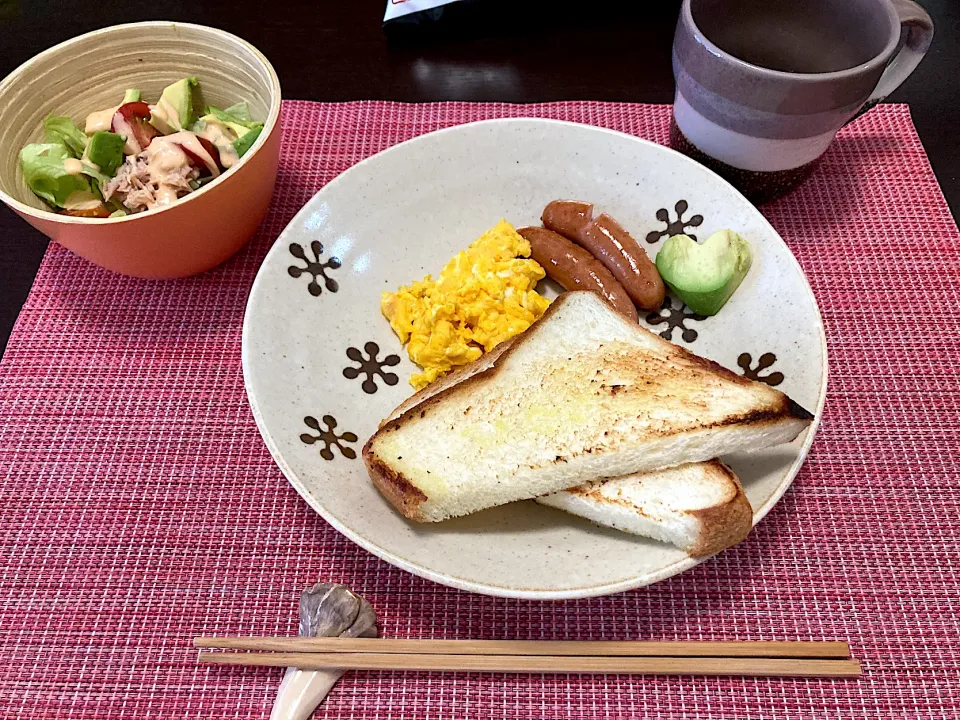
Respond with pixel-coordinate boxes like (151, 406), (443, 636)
(848, 0), (934, 122)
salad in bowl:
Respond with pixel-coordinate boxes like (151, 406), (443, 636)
(19, 76), (263, 218)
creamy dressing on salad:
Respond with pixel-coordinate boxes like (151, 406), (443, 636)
(156, 131), (221, 176)
(136, 131), (219, 208)
(79, 150), (100, 172)
(112, 113), (142, 155)
(23, 77), (261, 217)
(85, 107), (116, 134)
(197, 123), (240, 168)
(63, 157), (84, 175)
(154, 185), (178, 207)
(152, 97), (180, 131)
(219, 145), (239, 168)
(141, 137), (191, 208)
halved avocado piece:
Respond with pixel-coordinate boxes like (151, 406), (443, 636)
(655, 230), (753, 316)
(149, 76), (198, 134)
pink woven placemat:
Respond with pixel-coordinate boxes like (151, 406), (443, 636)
(1, 101), (959, 719)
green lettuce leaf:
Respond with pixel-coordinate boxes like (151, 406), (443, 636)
(80, 162), (112, 188)
(222, 102), (251, 121)
(204, 105), (261, 131)
(42, 116), (87, 157)
(19, 143), (93, 207)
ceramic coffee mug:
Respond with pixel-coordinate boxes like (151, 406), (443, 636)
(670, 0), (933, 203)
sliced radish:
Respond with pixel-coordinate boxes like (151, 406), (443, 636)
(116, 100), (151, 120)
(176, 135), (224, 176)
(112, 102), (159, 154)
(196, 135), (225, 172)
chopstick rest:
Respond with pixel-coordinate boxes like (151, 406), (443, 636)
(268, 583), (377, 720)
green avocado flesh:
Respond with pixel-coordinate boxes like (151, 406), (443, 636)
(150, 76), (198, 133)
(231, 125), (262, 158)
(655, 230), (753, 316)
(85, 131), (125, 176)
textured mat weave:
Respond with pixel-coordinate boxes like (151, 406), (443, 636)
(1, 102), (958, 719)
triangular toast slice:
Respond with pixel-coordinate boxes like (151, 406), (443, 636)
(537, 460), (753, 557)
(364, 291), (812, 522)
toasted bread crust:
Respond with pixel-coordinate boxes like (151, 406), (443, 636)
(663, 347), (814, 423)
(379, 334), (521, 429)
(685, 461), (754, 557)
(371, 293), (582, 444)
(364, 451), (429, 521)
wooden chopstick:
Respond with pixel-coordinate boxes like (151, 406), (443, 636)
(196, 651), (861, 677)
(193, 637), (850, 659)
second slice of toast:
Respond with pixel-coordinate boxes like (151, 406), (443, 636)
(537, 460), (753, 557)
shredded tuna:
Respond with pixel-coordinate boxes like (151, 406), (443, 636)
(103, 153), (199, 213)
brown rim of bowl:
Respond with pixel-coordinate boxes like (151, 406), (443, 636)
(0, 21), (282, 225)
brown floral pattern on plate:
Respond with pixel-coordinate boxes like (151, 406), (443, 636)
(300, 415), (357, 460)
(737, 352), (785, 386)
(645, 297), (707, 342)
(288, 241), (341, 297)
(645, 200), (703, 243)
(344, 342), (401, 394)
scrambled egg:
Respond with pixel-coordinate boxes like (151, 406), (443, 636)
(382, 219), (551, 390)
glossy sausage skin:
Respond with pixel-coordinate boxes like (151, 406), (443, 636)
(576, 213), (665, 311)
(518, 226), (638, 322)
(542, 200), (594, 240)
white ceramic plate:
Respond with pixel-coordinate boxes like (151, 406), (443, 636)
(242, 119), (827, 599)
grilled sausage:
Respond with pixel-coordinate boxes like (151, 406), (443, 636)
(518, 226), (638, 321)
(542, 200), (594, 240)
(576, 213), (665, 311)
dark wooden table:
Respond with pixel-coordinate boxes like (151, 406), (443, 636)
(1, 0), (957, 358)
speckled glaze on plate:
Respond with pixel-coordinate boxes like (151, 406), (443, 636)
(242, 119), (827, 600)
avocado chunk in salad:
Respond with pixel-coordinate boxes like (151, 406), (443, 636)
(18, 77), (263, 217)
(149, 77), (197, 134)
(231, 125), (262, 158)
(655, 230), (753, 317)
(85, 131), (126, 176)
